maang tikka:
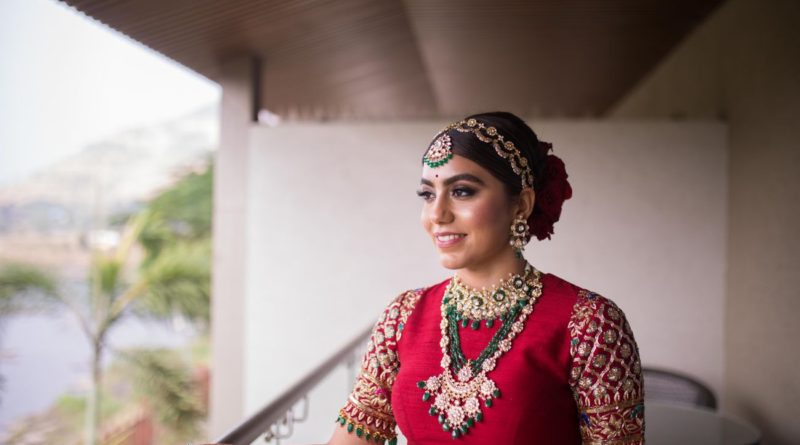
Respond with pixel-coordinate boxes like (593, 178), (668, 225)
(423, 133), (453, 168)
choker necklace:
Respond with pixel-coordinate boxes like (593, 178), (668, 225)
(448, 265), (535, 329)
(417, 263), (543, 439)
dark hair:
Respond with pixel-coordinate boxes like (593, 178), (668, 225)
(423, 111), (573, 240)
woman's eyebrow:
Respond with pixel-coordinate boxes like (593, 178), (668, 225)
(420, 173), (485, 187)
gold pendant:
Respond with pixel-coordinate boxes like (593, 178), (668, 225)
(418, 265), (542, 439)
(420, 363), (499, 437)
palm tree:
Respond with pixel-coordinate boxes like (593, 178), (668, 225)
(1, 165), (213, 444)
(77, 165), (213, 445)
(0, 213), (210, 445)
(82, 211), (210, 445)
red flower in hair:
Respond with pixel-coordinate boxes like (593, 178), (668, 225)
(529, 151), (572, 241)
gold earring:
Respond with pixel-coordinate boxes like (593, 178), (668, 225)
(509, 215), (530, 258)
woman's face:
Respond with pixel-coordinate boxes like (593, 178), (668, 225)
(418, 155), (517, 271)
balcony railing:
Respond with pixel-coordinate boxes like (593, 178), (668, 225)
(214, 325), (372, 445)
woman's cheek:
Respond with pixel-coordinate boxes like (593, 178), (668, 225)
(420, 208), (430, 234)
(470, 199), (507, 233)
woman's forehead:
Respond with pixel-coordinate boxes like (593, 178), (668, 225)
(421, 155), (482, 179)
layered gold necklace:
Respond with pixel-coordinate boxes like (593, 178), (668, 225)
(417, 263), (543, 439)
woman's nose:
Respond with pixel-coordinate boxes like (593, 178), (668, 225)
(430, 194), (454, 225)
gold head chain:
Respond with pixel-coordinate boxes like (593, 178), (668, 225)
(423, 118), (534, 190)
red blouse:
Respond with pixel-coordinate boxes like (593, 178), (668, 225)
(337, 273), (645, 444)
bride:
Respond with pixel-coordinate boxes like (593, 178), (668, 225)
(328, 112), (644, 445)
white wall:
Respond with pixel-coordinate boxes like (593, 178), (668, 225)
(532, 121), (728, 399)
(610, 0), (800, 442)
(244, 122), (445, 409)
(241, 120), (728, 441)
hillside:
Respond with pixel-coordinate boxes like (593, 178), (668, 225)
(0, 105), (218, 234)
(0, 105), (218, 274)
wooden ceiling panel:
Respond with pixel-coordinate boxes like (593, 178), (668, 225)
(404, 0), (723, 117)
(62, 0), (438, 119)
(60, 0), (723, 119)
(255, 1), (438, 119)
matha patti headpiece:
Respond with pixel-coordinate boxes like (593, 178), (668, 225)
(423, 118), (534, 189)
(423, 133), (453, 168)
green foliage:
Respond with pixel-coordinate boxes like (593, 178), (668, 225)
(1, 163), (214, 444)
(55, 393), (86, 417)
(0, 263), (58, 316)
(120, 348), (205, 442)
(137, 239), (211, 326)
(139, 166), (212, 264)
(94, 256), (123, 299)
(53, 392), (122, 426)
(189, 334), (211, 367)
(3, 392), (124, 445)
(0, 264), (60, 411)
(2, 406), (79, 445)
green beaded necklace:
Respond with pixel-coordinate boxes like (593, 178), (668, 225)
(417, 264), (543, 439)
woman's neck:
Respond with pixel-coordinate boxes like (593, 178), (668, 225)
(456, 250), (527, 289)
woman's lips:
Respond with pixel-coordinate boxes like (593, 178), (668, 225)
(434, 232), (466, 248)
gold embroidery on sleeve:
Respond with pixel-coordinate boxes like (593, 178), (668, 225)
(337, 289), (423, 443)
(569, 290), (645, 444)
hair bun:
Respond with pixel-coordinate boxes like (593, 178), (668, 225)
(528, 152), (572, 241)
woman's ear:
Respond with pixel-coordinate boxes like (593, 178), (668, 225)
(516, 188), (536, 220)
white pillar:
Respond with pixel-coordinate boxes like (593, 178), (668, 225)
(210, 55), (260, 438)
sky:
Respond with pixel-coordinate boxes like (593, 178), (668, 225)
(0, 0), (221, 186)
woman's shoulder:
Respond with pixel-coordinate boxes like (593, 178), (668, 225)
(383, 278), (450, 312)
(372, 279), (449, 339)
(540, 271), (626, 317)
(547, 272), (640, 370)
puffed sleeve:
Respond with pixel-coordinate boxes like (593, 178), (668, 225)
(568, 289), (645, 444)
(336, 289), (423, 444)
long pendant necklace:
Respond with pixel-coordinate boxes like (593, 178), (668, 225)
(417, 264), (543, 439)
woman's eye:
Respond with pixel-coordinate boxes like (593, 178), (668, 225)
(416, 190), (434, 201)
(452, 187), (475, 198)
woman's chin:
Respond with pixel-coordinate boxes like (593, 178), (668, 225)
(437, 252), (467, 270)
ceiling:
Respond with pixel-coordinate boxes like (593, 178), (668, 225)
(60, 0), (723, 120)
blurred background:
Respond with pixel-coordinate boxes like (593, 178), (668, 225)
(0, 0), (797, 444)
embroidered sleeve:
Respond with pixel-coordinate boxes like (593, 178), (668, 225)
(336, 289), (422, 444)
(568, 290), (645, 445)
